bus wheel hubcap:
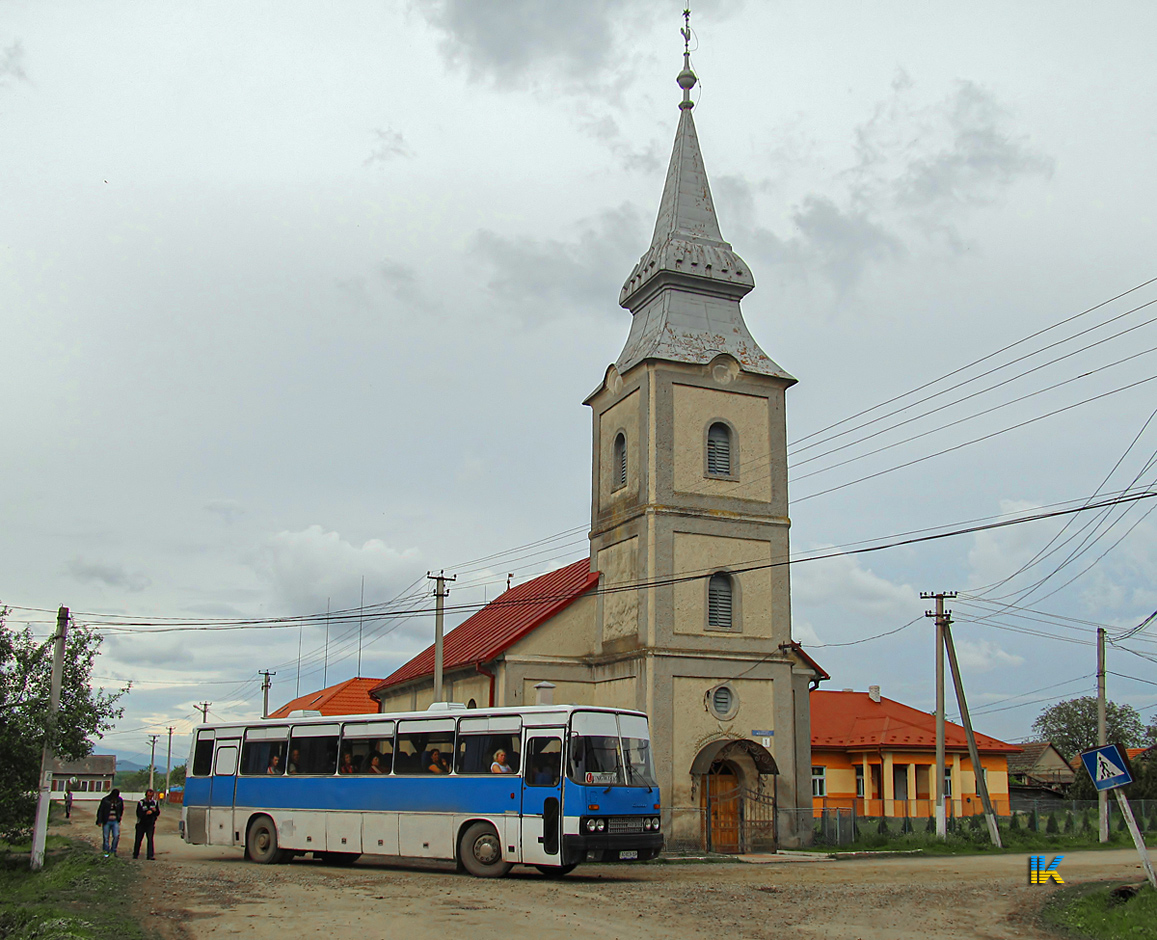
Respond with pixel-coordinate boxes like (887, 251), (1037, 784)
(473, 835), (500, 865)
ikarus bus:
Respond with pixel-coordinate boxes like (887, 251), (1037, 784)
(182, 704), (662, 876)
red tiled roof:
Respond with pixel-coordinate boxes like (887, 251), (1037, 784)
(373, 559), (599, 695)
(269, 677), (382, 719)
(811, 690), (1020, 754)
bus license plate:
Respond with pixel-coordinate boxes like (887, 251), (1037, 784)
(619, 850), (638, 860)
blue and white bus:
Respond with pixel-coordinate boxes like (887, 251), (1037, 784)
(182, 703), (662, 877)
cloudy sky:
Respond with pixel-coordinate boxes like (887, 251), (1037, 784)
(4, 1), (1157, 767)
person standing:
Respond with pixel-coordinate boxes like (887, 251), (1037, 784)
(96, 788), (125, 856)
(64, 789), (73, 818)
(133, 789), (160, 860)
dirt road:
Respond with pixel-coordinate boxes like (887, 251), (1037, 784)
(57, 803), (1149, 939)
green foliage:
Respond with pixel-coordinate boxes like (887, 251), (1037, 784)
(925, 815), (935, 833)
(1046, 812), (1059, 834)
(1082, 810), (1092, 833)
(0, 840), (149, 940)
(0, 610), (126, 842)
(901, 816), (912, 834)
(1063, 811), (1074, 834)
(969, 813), (982, 831)
(1117, 811), (1127, 832)
(1032, 697), (1146, 761)
(1148, 813), (1157, 833)
(1028, 810), (1038, 832)
(1042, 881), (1157, 940)
(876, 816), (888, 835)
(1009, 811), (1020, 831)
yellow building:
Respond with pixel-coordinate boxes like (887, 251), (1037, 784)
(810, 689), (1019, 817)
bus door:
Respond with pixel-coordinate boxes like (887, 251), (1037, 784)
(521, 731), (564, 865)
(208, 737), (240, 846)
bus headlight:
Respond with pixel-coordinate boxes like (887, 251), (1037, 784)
(652, 817), (661, 829)
(585, 818), (598, 832)
(596, 818), (606, 832)
(643, 817), (653, 830)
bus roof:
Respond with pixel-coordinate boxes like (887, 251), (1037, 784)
(190, 703), (647, 733)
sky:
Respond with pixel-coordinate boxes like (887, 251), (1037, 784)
(3, 0), (1157, 769)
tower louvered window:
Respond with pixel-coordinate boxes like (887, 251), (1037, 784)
(707, 572), (733, 629)
(707, 423), (731, 475)
(613, 433), (627, 490)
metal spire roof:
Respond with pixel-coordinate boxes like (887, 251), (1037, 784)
(613, 16), (793, 383)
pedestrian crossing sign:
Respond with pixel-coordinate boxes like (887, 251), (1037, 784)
(1079, 744), (1134, 791)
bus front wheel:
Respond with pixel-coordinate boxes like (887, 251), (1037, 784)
(459, 822), (512, 878)
(247, 816), (285, 865)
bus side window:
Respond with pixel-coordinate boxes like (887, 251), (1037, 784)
(396, 731), (454, 774)
(456, 734), (520, 774)
(525, 737), (561, 786)
(288, 732), (339, 775)
(192, 734), (215, 776)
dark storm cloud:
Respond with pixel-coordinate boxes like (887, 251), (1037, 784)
(470, 203), (645, 317)
(66, 558), (151, 593)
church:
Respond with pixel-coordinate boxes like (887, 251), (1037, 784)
(372, 37), (827, 850)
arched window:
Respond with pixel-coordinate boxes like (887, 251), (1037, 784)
(706, 423), (732, 476)
(707, 572), (733, 630)
(613, 432), (627, 490)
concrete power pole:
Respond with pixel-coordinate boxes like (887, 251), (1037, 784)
(147, 735), (159, 792)
(197, 702), (211, 723)
(259, 670), (276, 719)
(1097, 627), (1109, 842)
(941, 615), (1002, 848)
(30, 605), (69, 872)
(164, 727), (174, 802)
(427, 571), (456, 702)
(922, 591), (955, 840)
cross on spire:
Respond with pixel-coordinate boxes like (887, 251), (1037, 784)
(678, 8), (697, 110)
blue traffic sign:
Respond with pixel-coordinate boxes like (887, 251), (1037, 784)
(1079, 744), (1134, 791)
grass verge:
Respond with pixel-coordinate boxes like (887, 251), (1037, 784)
(0, 839), (151, 940)
(1040, 880), (1157, 940)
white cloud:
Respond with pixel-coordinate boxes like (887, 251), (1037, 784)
(951, 637), (1025, 672)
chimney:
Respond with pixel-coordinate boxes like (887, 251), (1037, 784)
(868, 685), (881, 703)
(534, 681), (556, 706)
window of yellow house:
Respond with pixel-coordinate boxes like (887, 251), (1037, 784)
(855, 766), (864, 798)
(811, 766), (826, 798)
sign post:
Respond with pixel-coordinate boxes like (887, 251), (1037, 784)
(1080, 744), (1156, 889)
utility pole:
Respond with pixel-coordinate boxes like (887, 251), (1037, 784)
(323, 598), (331, 688)
(1097, 627), (1109, 843)
(147, 734), (159, 792)
(922, 591), (956, 840)
(358, 575), (365, 678)
(941, 615), (1002, 848)
(259, 670), (276, 719)
(164, 727), (174, 801)
(427, 571), (456, 702)
(197, 702), (211, 723)
(30, 606), (69, 872)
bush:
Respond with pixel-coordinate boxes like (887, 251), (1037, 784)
(877, 816), (889, 835)
(1046, 812), (1059, 834)
(1009, 812), (1021, 831)
(1028, 810), (1038, 832)
(1081, 811), (1091, 833)
(1063, 812), (1074, 834)
(1117, 812), (1127, 832)
(969, 814), (982, 831)
(1148, 813), (1157, 832)
(901, 816), (913, 834)
(925, 815), (935, 833)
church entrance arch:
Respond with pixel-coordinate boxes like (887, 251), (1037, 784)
(692, 739), (779, 854)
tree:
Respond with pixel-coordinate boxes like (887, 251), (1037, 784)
(0, 609), (126, 842)
(1031, 696), (1145, 761)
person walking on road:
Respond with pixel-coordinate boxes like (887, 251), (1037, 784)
(133, 789), (161, 860)
(64, 790), (73, 818)
(96, 788), (125, 856)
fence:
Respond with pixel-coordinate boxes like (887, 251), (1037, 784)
(661, 786), (780, 854)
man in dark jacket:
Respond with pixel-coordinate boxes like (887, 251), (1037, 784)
(96, 788), (125, 856)
(133, 789), (160, 860)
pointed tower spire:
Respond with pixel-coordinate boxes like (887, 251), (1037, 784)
(613, 15), (793, 382)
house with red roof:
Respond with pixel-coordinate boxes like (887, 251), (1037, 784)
(811, 688), (1020, 817)
(270, 677), (382, 719)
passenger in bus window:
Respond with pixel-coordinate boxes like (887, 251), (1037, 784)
(490, 750), (512, 774)
(339, 752), (355, 774)
(267, 754), (282, 775)
(288, 748), (301, 774)
(366, 753), (385, 774)
(427, 749), (450, 774)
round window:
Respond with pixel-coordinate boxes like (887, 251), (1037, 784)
(709, 684), (737, 719)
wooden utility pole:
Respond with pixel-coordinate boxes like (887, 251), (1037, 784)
(941, 616), (1002, 847)
(197, 702), (211, 723)
(147, 734), (159, 791)
(922, 591), (955, 840)
(259, 670), (276, 719)
(164, 727), (174, 801)
(427, 571), (456, 702)
(1097, 627), (1109, 842)
(30, 606), (69, 871)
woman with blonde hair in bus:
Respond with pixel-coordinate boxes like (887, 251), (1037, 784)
(490, 750), (512, 774)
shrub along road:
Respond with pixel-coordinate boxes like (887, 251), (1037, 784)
(56, 803), (1154, 939)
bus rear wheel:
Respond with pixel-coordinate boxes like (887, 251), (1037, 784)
(534, 864), (577, 877)
(247, 816), (285, 864)
(459, 822), (512, 878)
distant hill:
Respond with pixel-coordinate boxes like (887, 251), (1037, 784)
(111, 755), (147, 772)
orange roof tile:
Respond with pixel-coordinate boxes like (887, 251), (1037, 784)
(373, 559), (598, 695)
(811, 690), (1020, 754)
(269, 677), (382, 718)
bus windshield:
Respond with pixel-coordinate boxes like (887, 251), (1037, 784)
(567, 711), (653, 787)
